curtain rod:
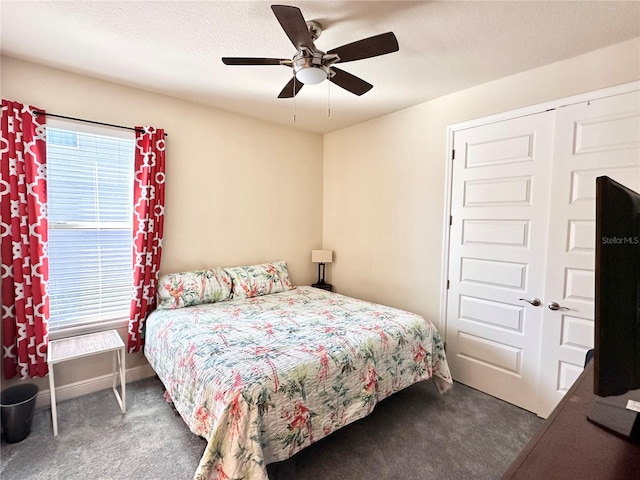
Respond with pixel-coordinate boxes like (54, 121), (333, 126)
(31, 110), (168, 137)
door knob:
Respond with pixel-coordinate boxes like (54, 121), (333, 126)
(548, 302), (569, 311)
(519, 298), (541, 307)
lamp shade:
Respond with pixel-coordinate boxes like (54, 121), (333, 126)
(311, 250), (333, 263)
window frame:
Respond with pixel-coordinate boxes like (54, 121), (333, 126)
(45, 118), (134, 341)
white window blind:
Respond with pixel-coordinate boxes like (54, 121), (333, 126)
(46, 125), (135, 331)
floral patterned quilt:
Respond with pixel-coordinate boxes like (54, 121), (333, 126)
(144, 286), (453, 480)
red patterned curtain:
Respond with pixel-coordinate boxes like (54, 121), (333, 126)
(1, 100), (49, 379)
(128, 126), (165, 353)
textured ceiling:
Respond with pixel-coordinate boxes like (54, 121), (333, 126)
(2, 1), (639, 134)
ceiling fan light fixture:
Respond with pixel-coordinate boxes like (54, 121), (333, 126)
(295, 66), (327, 85)
(292, 49), (330, 85)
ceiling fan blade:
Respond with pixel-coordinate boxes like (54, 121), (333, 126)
(271, 5), (315, 50)
(329, 68), (373, 96)
(222, 57), (289, 66)
(278, 77), (304, 98)
(328, 32), (399, 63)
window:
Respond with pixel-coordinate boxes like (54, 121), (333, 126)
(46, 123), (135, 332)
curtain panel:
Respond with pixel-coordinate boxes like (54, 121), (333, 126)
(128, 126), (165, 353)
(0, 100), (50, 379)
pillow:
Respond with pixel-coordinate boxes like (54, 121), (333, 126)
(156, 267), (232, 310)
(273, 260), (294, 291)
(224, 260), (295, 299)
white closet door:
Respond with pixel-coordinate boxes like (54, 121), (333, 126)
(536, 91), (640, 417)
(445, 111), (555, 412)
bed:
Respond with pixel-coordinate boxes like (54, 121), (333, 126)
(144, 263), (452, 480)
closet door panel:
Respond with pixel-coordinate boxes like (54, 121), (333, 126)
(446, 112), (555, 412)
(537, 91), (640, 417)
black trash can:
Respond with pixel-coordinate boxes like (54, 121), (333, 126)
(1, 383), (39, 443)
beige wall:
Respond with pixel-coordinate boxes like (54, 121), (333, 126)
(1, 56), (324, 398)
(323, 37), (640, 331)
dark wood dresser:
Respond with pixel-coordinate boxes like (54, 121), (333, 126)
(503, 361), (640, 479)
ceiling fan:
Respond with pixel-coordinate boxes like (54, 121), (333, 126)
(222, 4), (399, 98)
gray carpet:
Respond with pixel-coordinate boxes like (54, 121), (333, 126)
(1, 377), (543, 480)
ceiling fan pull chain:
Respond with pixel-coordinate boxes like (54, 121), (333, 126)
(293, 75), (297, 123)
(328, 76), (331, 118)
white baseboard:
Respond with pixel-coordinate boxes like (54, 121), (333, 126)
(35, 364), (156, 409)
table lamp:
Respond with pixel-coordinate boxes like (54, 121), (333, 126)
(311, 250), (333, 291)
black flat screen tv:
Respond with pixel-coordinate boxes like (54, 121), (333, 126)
(587, 175), (640, 442)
